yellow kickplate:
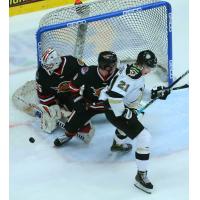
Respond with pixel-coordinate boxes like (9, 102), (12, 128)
(9, 0), (86, 16)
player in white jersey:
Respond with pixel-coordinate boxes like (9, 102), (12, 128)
(99, 50), (170, 193)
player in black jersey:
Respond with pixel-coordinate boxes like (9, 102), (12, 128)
(35, 48), (89, 133)
(54, 51), (121, 146)
(36, 48), (87, 108)
(12, 48), (95, 142)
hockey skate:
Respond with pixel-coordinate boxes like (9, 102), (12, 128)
(54, 123), (95, 146)
(110, 139), (132, 152)
(54, 134), (72, 147)
(134, 171), (153, 194)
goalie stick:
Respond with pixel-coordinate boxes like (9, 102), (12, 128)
(137, 70), (189, 114)
(13, 94), (71, 129)
(74, 0), (90, 59)
(35, 107), (95, 144)
(33, 107), (94, 144)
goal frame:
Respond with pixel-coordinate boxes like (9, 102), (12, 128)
(36, 1), (173, 84)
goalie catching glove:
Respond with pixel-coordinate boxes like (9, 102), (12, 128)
(151, 86), (170, 100)
(38, 104), (61, 133)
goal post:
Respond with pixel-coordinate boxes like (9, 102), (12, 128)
(36, 0), (173, 84)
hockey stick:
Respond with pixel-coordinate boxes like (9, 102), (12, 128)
(12, 82), (94, 143)
(34, 107), (94, 144)
(172, 83), (189, 90)
(74, 0), (89, 59)
(137, 70), (189, 114)
(165, 70), (189, 89)
(13, 94), (69, 130)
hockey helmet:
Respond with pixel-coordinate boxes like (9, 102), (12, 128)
(41, 48), (62, 75)
(98, 51), (117, 70)
(136, 50), (157, 68)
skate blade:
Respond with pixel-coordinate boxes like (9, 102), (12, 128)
(134, 182), (152, 194)
(110, 146), (132, 153)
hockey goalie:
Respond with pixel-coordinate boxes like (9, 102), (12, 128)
(12, 48), (95, 144)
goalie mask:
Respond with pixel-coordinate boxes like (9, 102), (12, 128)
(136, 50), (157, 68)
(41, 48), (62, 75)
(98, 51), (117, 71)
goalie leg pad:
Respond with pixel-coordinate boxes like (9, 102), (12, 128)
(77, 121), (95, 144)
(38, 104), (62, 133)
(41, 115), (57, 134)
(12, 80), (39, 116)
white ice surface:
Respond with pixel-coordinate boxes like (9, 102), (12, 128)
(10, 0), (189, 199)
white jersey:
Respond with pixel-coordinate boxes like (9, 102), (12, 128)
(99, 64), (150, 116)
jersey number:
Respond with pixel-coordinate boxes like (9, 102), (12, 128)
(117, 80), (129, 92)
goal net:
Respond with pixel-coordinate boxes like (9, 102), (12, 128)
(36, 0), (173, 84)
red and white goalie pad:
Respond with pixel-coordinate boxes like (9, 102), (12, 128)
(12, 80), (72, 133)
(12, 80), (40, 116)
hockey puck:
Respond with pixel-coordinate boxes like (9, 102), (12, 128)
(29, 137), (35, 143)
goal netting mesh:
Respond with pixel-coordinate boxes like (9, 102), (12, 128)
(36, 0), (172, 84)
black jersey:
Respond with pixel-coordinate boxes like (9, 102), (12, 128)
(36, 55), (87, 106)
(69, 66), (118, 103)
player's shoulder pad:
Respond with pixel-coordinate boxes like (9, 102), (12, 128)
(126, 64), (142, 79)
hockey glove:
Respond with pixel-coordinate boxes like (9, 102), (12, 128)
(38, 104), (61, 133)
(151, 86), (170, 100)
(122, 108), (132, 119)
